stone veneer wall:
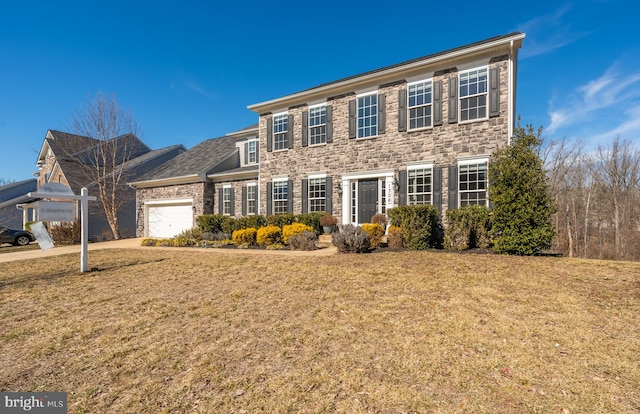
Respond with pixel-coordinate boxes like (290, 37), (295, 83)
(135, 182), (214, 237)
(212, 179), (259, 217)
(258, 56), (510, 223)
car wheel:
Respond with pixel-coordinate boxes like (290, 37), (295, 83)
(14, 235), (31, 246)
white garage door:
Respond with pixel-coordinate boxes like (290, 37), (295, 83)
(147, 203), (193, 238)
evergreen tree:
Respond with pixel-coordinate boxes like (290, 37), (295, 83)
(489, 120), (556, 255)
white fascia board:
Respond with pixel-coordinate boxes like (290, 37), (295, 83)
(206, 170), (259, 182)
(248, 33), (525, 114)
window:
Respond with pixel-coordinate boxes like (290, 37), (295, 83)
(408, 80), (432, 130)
(247, 140), (257, 164)
(308, 177), (326, 212)
(309, 105), (326, 145)
(358, 94), (377, 138)
(408, 166), (432, 205)
(459, 161), (487, 206)
(246, 184), (257, 215)
(459, 67), (488, 122)
(223, 187), (232, 215)
(272, 180), (288, 214)
(273, 113), (288, 151)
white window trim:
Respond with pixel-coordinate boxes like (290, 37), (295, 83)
(407, 78), (434, 132)
(222, 185), (232, 216)
(272, 178), (289, 215)
(407, 163), (434, 205)
(458, 65), (489, 124)
(246, 182), (257, 215)
(308, 175), (327, 213)
(272, 111), (289, 152)
(457, 158), (489, 207)
(308, 103), (327, 147)
(356, 91), (378, 140)
(247, 139), (258, 165)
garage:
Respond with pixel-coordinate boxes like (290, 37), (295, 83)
(146, 200), (194, 238)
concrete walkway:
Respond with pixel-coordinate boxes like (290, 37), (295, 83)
(0, 237), (337, 264)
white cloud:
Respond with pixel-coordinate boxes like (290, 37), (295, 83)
(585, 105), (640, 146)
(516, 4), (590, 59)
(170, 76), (219, 100)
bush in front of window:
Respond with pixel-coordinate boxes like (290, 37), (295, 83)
(387, 226), (404, 249)
(232, 227), (257, 247)
(297, 211), (326, 235)
(332, 224), (370, 253)
(361, 223), (385, 248)
(266, 213), (296, 229)
(288, 231), (317, 251)
(197, 214), (234, 234)
(234, 215), (268, 232)
(283, 222), (314, 245)
(444, 206), (492, 251)
(256, 225), (282, 246)
(387, 205), (442, 250)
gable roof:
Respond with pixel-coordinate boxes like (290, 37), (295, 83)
(131, 124), (259, 188)
(0, 179), (37, 208)
(248, 32), (525, 114)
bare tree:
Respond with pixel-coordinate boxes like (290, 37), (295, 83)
(70, 93), (142, 239)
(0, 178), (15, 187)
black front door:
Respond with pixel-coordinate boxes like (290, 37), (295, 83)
(358, 179), (378, 224)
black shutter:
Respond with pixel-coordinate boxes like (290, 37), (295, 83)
(266, 182), (273, 215)
(287, 180), (294, 213)
(244, 143), (248, 165)
(326, 105), (333, 143)
(301, 179), (308, 213)
(242, 186), (247, 216)
(325, 176), (333, 214)
(398, 170), (407, 206)
(267, 117), (273, 152)
(378, 93), (386, 134)
(218, 188), (224, 214)
(302, 110), (309, 147)
(398, 88), (407, 132)
(287, 114), (294, 149)
(489, 67), (500, 117)
(229, 188), (235, 216)
(448, 76), (458, 124)
(348, 99), (356, 139)
(433, 80), (443, 126)
(432, 167), (442, 212)
(448, 166), (458, 210)
(255, 141), (259, 163)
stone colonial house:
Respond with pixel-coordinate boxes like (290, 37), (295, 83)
(133, 32), (524, 236)
(33, 130), (184, 240)
(130, 124), (259, 238)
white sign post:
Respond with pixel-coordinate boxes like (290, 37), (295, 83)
(28, 185), (97, 273)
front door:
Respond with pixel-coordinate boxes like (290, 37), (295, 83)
(358, 179), (378, 224)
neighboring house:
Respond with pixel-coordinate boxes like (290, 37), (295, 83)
(35, 130), (185, 240)
(248, 32), (524, 224)
(130, 124), (259, 238)
(0, 179), (37, 229)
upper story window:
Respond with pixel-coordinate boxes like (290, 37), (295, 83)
(273, 113), (288, 151)
(309, 105), (326, 145)
(408, 165), (432, 205)
(459, 160), (487, 207)
(459, 67), (488, 122)
(247, 140), (257, 164)
(358, 93), (377, 138)
(408, 80), (432, 130)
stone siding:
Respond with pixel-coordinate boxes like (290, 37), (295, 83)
(258, 57), (511, 222)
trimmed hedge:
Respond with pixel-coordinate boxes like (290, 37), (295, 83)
(256, 225), (282, 246)
(361, 223), (384, 248)
(444, 206), (492, 250)
(232, 227), (257, 246)
(387, 205), (442, 250)
(283, 222), (314, 245)
(197, 213), (324, 236)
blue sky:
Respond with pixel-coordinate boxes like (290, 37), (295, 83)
(1, 0), (637, 182)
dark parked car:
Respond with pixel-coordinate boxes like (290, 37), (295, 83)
(0, 226), (35, 246)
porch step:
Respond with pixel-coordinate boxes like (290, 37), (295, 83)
(318, 234), (333, 247)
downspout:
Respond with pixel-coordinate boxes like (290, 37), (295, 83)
(508, 40), (514, 145)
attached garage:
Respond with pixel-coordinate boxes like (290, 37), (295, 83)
(146, 199), (194, 238)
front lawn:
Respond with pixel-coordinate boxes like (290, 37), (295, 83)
(0, 249), (638, 413)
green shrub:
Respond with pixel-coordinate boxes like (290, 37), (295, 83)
(266, 214), (296, 229)
(387, 205), (442, 249)
(332, 224), (370, 253)
(387, 225), (404, 248)
(288, 231), (317, 251)
(361, 223), (384, 248)
(234, 215), (267, 231)
(232, 228), (257, 246)
(297, 211), (326, 235)
(256, 225), (282, 246)
(176, 226), (203, 240)
(445, 206), (492, 250)
(283, 222), (314, 244)
(141, 238), (158, 246)
(197, 215), (230, 233)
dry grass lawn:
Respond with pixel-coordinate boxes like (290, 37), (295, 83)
(0, 248), (638, 413)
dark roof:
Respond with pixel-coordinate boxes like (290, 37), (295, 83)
(71, 133), (151, 166)
(135, 134), (244, 182)
(0, 179), (37, 203)
(46, 130), (100, 158)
